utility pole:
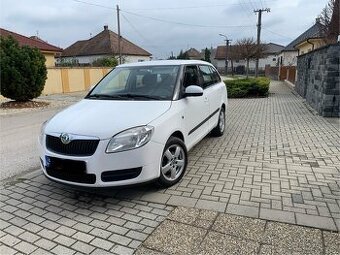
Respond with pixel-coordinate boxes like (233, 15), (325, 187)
(254, 8), (270, 77)
(116, 5), (122, 64)
(219, 34), (232, 76)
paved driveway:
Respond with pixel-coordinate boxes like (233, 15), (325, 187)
(0, 81), (339, 254)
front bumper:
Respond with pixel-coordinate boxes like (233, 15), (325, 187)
(40, 138), (164, 187)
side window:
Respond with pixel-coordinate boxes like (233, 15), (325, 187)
(209, 66), (221, 83)
(199, 65), (214, 88)
(183, 65), (200, 88)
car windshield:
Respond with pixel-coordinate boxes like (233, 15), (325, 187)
(87, 65), (180, 100)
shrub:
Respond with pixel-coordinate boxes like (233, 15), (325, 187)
(0, 36), (47, 101)
(92, 57), (118, 67)
(224, 77), (270, 98)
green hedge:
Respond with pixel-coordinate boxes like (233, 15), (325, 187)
(224, 77), (270, 98)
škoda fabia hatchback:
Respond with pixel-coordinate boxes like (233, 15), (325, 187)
(39, 60), (227, 187)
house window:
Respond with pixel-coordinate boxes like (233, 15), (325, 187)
(272, 58), (276, 61)
(138, 59), (144, 62)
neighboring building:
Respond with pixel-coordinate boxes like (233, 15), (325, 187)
(277, 18), (326, 83)
(184, 48), (202, 60)
(60, 25), (152, 65)
(278, 18), (326, 66)
(0, 28), (62, 67)
(214, 42), (284, 74)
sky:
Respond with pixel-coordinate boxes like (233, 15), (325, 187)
(0, 0), (329, 59)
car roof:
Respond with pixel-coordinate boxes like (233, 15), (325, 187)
(118, 59), (213, 68)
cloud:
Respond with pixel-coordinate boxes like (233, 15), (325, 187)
(0, 0), (328, 58)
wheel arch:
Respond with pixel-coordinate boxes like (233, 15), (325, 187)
(169, 130), (185, 143)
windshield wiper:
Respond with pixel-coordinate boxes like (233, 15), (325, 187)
(116, 94), (164, 100)
(86, 94), (125, 99)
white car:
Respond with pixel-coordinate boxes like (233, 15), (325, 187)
(39, 60), (227, 187)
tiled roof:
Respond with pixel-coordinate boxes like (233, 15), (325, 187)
(185, 48), (201, 58)
(215, 43), (283, 60)
(0, 28), (62, 52)
(282, 21), (325, 52)
(62, 27), (151, 57)
(264, 43), (284, 54)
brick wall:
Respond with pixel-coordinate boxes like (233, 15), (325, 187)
(295, 43), (340, 117)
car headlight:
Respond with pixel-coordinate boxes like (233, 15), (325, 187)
(39, 120), (48, 145)
(106, 126), (154, 153)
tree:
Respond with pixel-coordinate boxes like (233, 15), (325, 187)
(204, 47), (211, 62)
(0, 36), (47, 101)
(177, 50), (189, 59)
(92, 56), (118, 67)
(236, 37), (267, 78)
(319, 0), (339, 44)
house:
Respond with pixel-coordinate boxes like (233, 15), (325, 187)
(278, 18), (326, 83)
(214, 42), (284, 74)
(184, 48), (202, 60)
(60, 25), (152, 65)
(279, 18), (326, 67)
(0, 28), (62, 67)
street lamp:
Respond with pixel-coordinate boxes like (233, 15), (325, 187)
(219, 34), (230, 76)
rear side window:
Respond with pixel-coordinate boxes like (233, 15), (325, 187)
(209, 66), (221, 83)
(199, 65), (215, 88)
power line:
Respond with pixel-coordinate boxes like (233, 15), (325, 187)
(238, 0), (253, 20)
(121, 10), (255, 28)
(262, 28), (293, 40)
(120, 13), (161, 50)
(247, 0), (257, 11)
(72, 0), (278, 11)
(72, 0), (114, 10)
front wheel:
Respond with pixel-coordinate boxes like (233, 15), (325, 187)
(157, 137), (187, 187)
(211, 108), (225, 137)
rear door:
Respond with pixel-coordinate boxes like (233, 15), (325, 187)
(198, 65), (223, 130)
(181, 65), (210, 149)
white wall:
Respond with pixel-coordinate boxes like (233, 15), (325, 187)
(278, 51), (298, 66)
(215, 53), (279, 71)
(59, 54), (151, 65)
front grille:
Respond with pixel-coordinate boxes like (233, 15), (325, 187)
(45, 156), (96, 184)
(101, 168), (142, 182)
(46, 135), (99, 156)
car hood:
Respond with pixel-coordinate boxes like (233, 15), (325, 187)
(45, 99), (171, 139)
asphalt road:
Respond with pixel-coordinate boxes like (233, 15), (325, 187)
(0, 108), (64, 180)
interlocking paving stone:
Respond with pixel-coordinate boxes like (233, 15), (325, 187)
(0, 179), (173, 255)
(260, 208), (295, 224)
(226, 203), (259, 218)
(1, 82), (340, 254)
(137, 207), (336, 255)
(295, 213), (337, 231)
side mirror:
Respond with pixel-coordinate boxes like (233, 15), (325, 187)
(185, 85), (203, 97)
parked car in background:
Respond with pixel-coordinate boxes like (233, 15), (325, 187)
(39, 60), (227, 187)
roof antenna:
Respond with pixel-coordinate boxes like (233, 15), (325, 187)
(36, 30), (39, 37)
(90, 33), (92, 38)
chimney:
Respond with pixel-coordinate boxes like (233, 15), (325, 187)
(315, 17), (320, 24)
(104, 25), (108, 31)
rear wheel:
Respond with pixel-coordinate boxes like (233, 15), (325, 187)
(157, 137), (187, 187)
(211, 108), (225, 137)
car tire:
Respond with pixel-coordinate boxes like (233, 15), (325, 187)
(157, 137), (187, 188)
(211, 107), (225, 137)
